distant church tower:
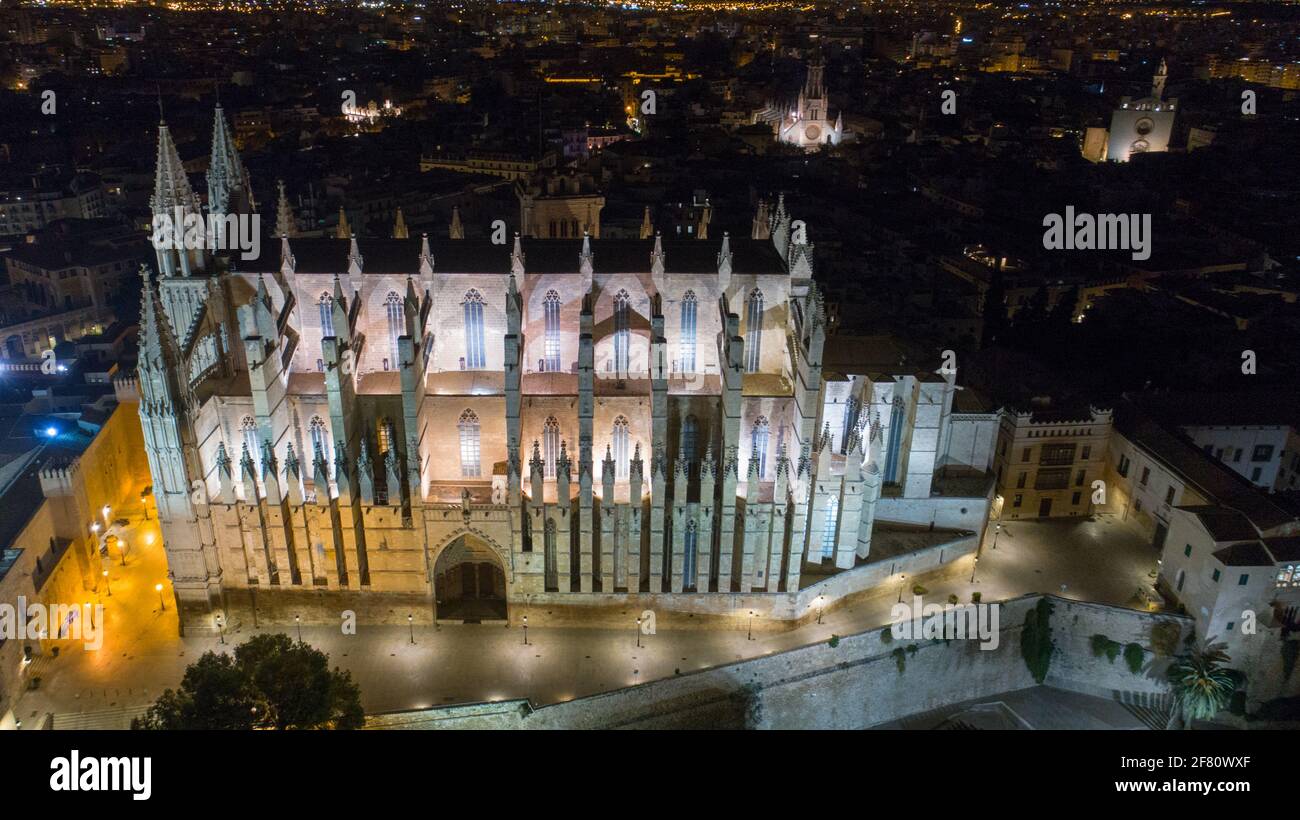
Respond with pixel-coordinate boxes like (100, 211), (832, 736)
(777, 57), (844, 150)
(1105, 58), (1177, 163)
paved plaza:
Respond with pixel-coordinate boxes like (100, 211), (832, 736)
(8, 507), (1163, 727)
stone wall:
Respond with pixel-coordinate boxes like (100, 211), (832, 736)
(365, 594), (1197, 729)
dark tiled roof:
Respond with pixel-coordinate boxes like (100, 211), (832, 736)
(233, 237), (787, 277)
(1213, 541), (1273, 567)
(1178, 505), (1261, 542)
(1265, 536), (1300, 563)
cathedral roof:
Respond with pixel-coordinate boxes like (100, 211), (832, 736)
(230, 237), (788, 277)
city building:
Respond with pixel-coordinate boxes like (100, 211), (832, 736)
(1105, 59), (1178, 163)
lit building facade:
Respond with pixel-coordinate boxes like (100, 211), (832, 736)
(133, 109), (979, 634)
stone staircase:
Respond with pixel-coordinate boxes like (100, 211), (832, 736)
(1114, 690), (1172, 730)
(50, 705), (151, 731)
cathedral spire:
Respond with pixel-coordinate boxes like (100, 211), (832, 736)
(752, 199), (770, 240)
(639, 206), (653, 239)
(511, 232), (526, 276)
(419, 232), (434, 277)
(335, 207), (350, 240)
(579, 230), (594, 276)
(449, 205), (464, 239)
(150, 121), (203, 278)
(696, 200), (711, 240)
(207, 102), (250, 221)
(274, 180), (296, 238)
(392, 206), (409, 239)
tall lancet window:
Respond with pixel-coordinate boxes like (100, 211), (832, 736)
(745, 288), (764, 373)
(385, 291), (402, 369)
(751, 416), (770, 479)
(613, 289), (630, 376)
(240, 415), (260, 476)
(612, 416), (630, 480)
(841, 397), (859, 455)
(377, 418), (395, 455)
(682, 415), (698, 467)
(319, 293), (335, 339)
(543, 290), (561, 372)
(458, 410), (481, 477)
(308, 416), (330, 466)
(463, 289), (486, 369)
(679, 290), (697, 373)
(683, 521), (698, 587)
(543, 416), (560, 478)
(822, 494), (839, 560)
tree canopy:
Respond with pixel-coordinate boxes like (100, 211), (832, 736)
(133, 633), (364, 730)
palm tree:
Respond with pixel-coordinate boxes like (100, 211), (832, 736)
(1165, 642), (1238, 729)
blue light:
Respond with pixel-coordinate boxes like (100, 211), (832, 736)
(45, 427), (58, 437)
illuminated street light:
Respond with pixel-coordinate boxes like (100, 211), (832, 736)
(101, 569), (111, 597)
(155, 582), (165, 610)
(215, 613), (226, 645)
(817, 594), (825, 625)
(970, 556), (980, 584)
(747, 610), (755, 641)
(408, 613), (415, 645)
(635, 617), (642, 648)
(295, 614), (302, 642)
(522, 614), (529, 646)
(992, 522), (1001, 550)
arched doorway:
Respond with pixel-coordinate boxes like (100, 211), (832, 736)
(433, 534), (508, 621)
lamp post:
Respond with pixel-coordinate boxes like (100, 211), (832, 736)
(101, 569), (111, 597)
(155, 583), (165, 611)
(635, 617), (642, 649)
(897, 573), (907, 603)
(215, 613), (226, 645)
(101, 504), (110, 527)
(295, 614), (302, 642)
(522, 615), (529, 646)
(992, 522), (1001, 550)
(747, 610), (755, 641)
(817, 594), (825, 625)
(970, 556), (979, 584)
(408, 613), (415, 645)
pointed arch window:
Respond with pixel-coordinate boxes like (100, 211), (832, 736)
(543, 290), (561, 372)
(319, 292), (335, 338)
(240, 415), (260, 477)
(385, 291), (402, 369)
(683, 520), (698, 587)
(543, 416), (560, 479)
(463, 289), (486, 369)
(682, 415), (698, 466)
(679, 290), (697, 373)
(377, 418), (395, 455)
(840, 397), (859, 455)
(745, 288), (764, 373)
(822, 494), (839, 560)
(458, 410), (480, 477)
(613, 416), (630, 480)
(308, 416), (330, 466)
(752, 416), (770, 479)
(613, 289), (631, 376)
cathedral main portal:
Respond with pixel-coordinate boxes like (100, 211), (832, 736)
(433, 535), (508, 622)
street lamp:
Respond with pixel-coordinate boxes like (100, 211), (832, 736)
(101, 569), (111, 597)
(635, 617), (642, 649)
(992, 522), (1001, 550)
(102, 504), (111, 526)
(522, 614), (529, 646)
(295, 614), (302, 642)
(817, 594), (825, 625)
(747, 610), (755, 641)
(215, 613), (226, 645)
(897, 573), (907, 603)
(408, 613), (415, 644)
(155, 582), (165, 611)
(970, 556), (980, 584)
